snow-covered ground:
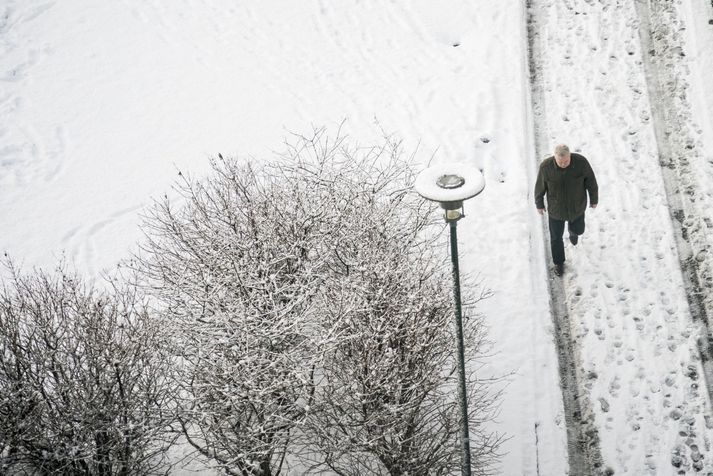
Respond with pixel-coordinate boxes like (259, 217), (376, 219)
(529, 0), (713, 473)
(2, 0), (713, 474)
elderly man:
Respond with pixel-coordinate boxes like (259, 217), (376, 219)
(534, 144), (598, 277)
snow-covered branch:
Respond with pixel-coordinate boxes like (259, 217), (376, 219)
(0, 259), (175, 474)
(132, 128), (503, 475)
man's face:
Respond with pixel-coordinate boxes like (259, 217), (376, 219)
(555, 152), (571, 168)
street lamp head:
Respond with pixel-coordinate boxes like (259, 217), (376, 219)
(414, 163), (485, 221)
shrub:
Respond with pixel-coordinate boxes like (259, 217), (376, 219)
(135, 129), (502, 475)
(0, 259), (174, 475)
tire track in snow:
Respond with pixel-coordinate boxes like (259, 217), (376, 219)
(632, 2), (713, 470)
(525, 2), (604, 474)
(634, 0), (713, 412)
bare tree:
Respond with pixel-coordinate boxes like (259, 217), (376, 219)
(134, 156), (329, 476)
(134, 127), (503, 475)
(0, 259), (175, 475)
(280, 132), (503, 475)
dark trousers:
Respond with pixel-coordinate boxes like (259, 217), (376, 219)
(549, 213), (585, 265)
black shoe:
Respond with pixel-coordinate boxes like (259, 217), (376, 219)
(554, 263), (564, 277)
(569, 233), (578, 246)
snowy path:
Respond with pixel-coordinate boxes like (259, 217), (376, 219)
(527, 0), (713, 473)
(526, 4), (603, 473)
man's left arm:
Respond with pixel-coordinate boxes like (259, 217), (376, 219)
(584, 159), (598, 208)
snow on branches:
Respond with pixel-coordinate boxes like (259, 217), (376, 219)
(0, 259), (175, 474)
(134, 128), (502, 475)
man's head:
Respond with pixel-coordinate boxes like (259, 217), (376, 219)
(554, 144), (571, 168)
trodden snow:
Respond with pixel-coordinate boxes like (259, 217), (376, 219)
(2, 0), (713, 474)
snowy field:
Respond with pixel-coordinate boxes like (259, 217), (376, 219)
(2, 0), (713, 474)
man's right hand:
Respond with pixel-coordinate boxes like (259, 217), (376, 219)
(537, 208), (545, 216)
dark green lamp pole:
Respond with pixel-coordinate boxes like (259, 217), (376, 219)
(414, 165), (485, 476)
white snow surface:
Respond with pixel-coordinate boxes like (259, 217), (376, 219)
(2, 0), (713, 474)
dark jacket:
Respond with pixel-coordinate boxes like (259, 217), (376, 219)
(534, 153), (598, 221)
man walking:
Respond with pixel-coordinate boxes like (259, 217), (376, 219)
(534, 144), (598, 276)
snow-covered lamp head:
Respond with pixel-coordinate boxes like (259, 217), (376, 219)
(414, 163), (485, 222)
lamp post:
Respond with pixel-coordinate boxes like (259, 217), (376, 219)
(414, 163), (485, 476)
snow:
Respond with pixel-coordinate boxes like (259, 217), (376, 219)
(2, 0), (713, 474)
(414, 162), (485, 204)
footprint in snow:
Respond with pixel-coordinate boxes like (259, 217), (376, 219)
(609, 376), (621, 397)
(629, 382), (641, 397)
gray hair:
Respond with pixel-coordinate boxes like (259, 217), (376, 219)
(554, 144), (570, 157)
